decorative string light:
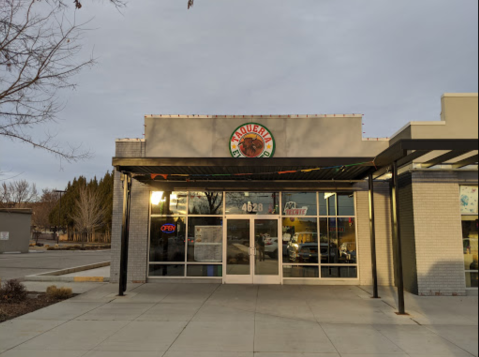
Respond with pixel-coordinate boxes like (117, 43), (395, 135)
(149, 161), (374, 181)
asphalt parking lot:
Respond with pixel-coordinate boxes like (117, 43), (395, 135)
(0, 251), (111, 281)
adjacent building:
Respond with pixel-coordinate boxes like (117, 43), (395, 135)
(111, 93), (478, 296)
(0, 208), (33, 254)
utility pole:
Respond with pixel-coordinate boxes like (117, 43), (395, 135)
(54, 190), (66, 245)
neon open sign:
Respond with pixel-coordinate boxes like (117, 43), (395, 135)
(161, 224), (176, 234)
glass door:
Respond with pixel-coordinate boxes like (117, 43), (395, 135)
(225, 218), (281, 284)
(253, 219), (281, 284)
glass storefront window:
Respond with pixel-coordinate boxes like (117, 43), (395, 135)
(461, 186), (478, 289)
(188, 192), (223, 215)
(187, 217), (223, 263)
(148, 190), (357, 280)
(225, 192), (280, 215)
(282, 218), (318, 264)
(463, 216), (478, 288)
(187, 265), (223, 277)
(283, 265), (320, 278)
(338, 193), (355, 216)
(149, 217), (186, 262)
(151, 191), (187, 215)
(282, 192), (317, 216)
(319, 193), (337, 215)
(322, 266), (358, 278)
(149, 265), (185, 277)
(338, 218), (357, 264)
(320, 218), (337, 264)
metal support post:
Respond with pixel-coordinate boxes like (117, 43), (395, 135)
(391, 162), (406, 315)
(369, 173), (380, 299)
(119, 173), (132, 297)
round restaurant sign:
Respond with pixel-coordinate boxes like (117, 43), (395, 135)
(229, 123), (275, 158)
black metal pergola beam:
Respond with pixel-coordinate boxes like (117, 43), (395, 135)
(113, 157), (376, 169)
(397, 150), (431, 167)
(422, 151), (470, 169)
(391, 162), (406, 315)
(453, 154), (479, 169)
(373, 139), (479, 167)
(119, 173), (132, 297)
(369, 173), (380, 299)
(135, 179), (361, 192)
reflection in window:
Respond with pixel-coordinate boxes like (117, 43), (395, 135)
(338, 218), (357, 264)
(320, 218), (338, 264)
(187, 217), (223, 263)
(149, 217), (186, 262)
(189, 192), (223, 215)
(283, 218), (318, 263)
(187, 265), (223, 277)
(225, 192), (280, 215)
(322, 266), (358, 278)
(338, 193), (355, 216)
(463, 216), (479, 288)
(319, 193), (337, 216)
(282, 192), (317, 216)
(151, 191), (187, 215)
(226, 220), (250, 275)
(283, 266), (319, 278)
(149, 265), (185, 277)
(319, 218), (356, 264)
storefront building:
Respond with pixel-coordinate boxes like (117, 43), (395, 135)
(111, 93), (478, 298)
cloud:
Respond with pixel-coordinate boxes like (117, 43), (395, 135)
(1, 0), (477, 189)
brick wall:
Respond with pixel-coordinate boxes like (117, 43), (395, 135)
(115, 140), (145, 157)
(110, 140), (147, 283)
(374, 183), (395, 286)
(398, 174), (418, 294)
(411, 172), (467, 296)
(126, 180), (150, 283)
(110, 170), (123, 283)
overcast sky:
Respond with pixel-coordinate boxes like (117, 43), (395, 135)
(0, 0), (478, 191)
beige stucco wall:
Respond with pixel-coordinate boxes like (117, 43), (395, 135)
(144, 115), (388, 158)
(356, 183), (395, 287)
(391, 93), (479, 145)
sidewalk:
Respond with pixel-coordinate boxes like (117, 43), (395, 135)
(0, 284), (477, 357)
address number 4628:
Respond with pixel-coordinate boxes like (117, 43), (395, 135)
(242, 203), (264, 213)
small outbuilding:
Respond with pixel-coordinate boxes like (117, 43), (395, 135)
(0, 208), (33, 254)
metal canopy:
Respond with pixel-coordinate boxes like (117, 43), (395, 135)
(368, 139), (478, 179)
(112, 139), (478, 185)
(112, 157), (376, 184)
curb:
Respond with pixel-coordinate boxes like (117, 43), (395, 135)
(25, 276), (110, 283)
(24, 261), (110, 283)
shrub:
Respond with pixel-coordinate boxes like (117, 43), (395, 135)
(46, 286), (73, 300)
(0, 280), (28, 303)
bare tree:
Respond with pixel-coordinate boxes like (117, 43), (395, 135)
(70, 185), (107, 247)
(0, 179), (38, 208)
(0, 0), (102, 161)
(32, 189), (59, 230)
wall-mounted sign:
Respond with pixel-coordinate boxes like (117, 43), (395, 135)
(161, 224), (176, 234)
(0, 232), (9, 241)
(230, 123), (275, 158)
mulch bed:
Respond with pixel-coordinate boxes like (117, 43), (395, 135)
(0, 293), (72, 323)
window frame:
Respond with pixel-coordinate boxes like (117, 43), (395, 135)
(148, 190), (359, 281)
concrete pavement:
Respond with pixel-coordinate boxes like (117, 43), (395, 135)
(0, 283), (477, 356)
(0, 251), (111, 281)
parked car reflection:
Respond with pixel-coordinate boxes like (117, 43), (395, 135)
(287, 232), (318, 262)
